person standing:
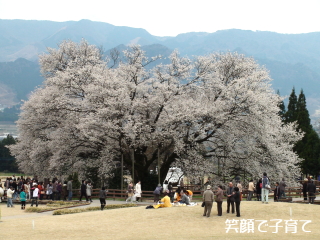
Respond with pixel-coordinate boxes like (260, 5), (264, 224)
(215, 185), (223, 216)
(56, 181), (62, 200)
(24, 181), (31, 200)
(20, 189), (27, 209)
(135, 181), (142, 202)
(256, 179), (262, 201)
(204, 177), (212, 191)
(38, 182), (44, 200)
(302, 178), (308, 201)
(126, 182), (134, 203)
(274, 182), (280, 202)
(52, 180), (58, 200)
(162, 180), (168, 193)
(99, 187), (108, 210)
(86, 182), (93, 203)
(7, 186), (15, 207)
(12, 180), (18, 200)
(46, 181), (53, 200)
(247, 180), (255, 201)
(179, 178), (184, 188)
(153, 184), (162, 203)
(237, 181), (243, 201)
(279, 178), (287, 199)
(261, 173), (270, 204)
(62, 181), (68, 201)
(234, 187), (241, 217)
(67, 179), (73, 201)
(79, 180), (87, 202)
(31, 184), (39, 207)
(226, 182), (235, 213)
(0, 184), (4, 202)
(307, 179), (316, 204)
(202, 185), (214, 217)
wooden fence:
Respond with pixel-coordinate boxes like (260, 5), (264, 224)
(0, 186), (315, 202)
(71, 186), (309, 201)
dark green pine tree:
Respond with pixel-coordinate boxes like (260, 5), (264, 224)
(284, 88), (297, 123)
(277, 90), (286, 122)
(294, 89), (320, 175)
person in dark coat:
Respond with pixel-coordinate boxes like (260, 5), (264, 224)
(99, 187), (108, 210)
(274, 182), (280, 202)
(307, 179), (316, 204)
(302, 178), (308, 201)
(234, 187), (241, 217)
(226, 182), (235, 214)
(279, 178), (287, 199)
(256, 179), (262, 201)
(79, 180), (88, 202)
(215, 185), (223, 216)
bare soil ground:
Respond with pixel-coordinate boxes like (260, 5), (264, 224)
(0, 200), (319, 240)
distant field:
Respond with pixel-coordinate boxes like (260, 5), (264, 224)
(0, 172), (24, 176)
(0, 121), (18, 136)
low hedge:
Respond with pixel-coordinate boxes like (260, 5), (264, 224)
(53, 203), (137, 215)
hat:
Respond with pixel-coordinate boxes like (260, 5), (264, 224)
(304, 178), (308, 181)
(33, 183), (37, 186)
(207, 185), (211, 190)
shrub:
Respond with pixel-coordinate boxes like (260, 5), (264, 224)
(53, 204), (137, 215)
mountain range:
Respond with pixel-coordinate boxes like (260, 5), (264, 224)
(1, 19), (320, 119)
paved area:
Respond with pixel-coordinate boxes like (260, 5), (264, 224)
(0, 199), (150, 220)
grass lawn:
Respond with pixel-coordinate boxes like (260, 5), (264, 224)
(0, 201), (319, 239)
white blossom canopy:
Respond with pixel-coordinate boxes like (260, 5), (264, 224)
(10, 40), (302, 183)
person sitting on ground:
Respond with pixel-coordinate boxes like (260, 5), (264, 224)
(153, 191), (172, 209)
(186, 189), (193, 201)
(174, 187), (182, 203)
(179, 190), (190, 205)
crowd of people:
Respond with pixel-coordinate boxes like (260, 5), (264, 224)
(0, 175), (74, 208)
(1, 172), (318, 212)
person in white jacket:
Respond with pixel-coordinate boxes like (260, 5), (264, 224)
(7, 186), (15, 207)
(135, 181), (142, 202)
(31, 184), (39, 207)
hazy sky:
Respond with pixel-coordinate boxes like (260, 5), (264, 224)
(1, 0), (320, 36)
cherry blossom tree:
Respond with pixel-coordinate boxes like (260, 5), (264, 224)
(10, 40), (302, 184)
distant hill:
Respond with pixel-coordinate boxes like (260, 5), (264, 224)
(0, 19), (320, 119)
(0, 58), (43, 105)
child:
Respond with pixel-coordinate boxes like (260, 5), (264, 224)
(20, 189), (27, 209)
(234, 187), (241, 217)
